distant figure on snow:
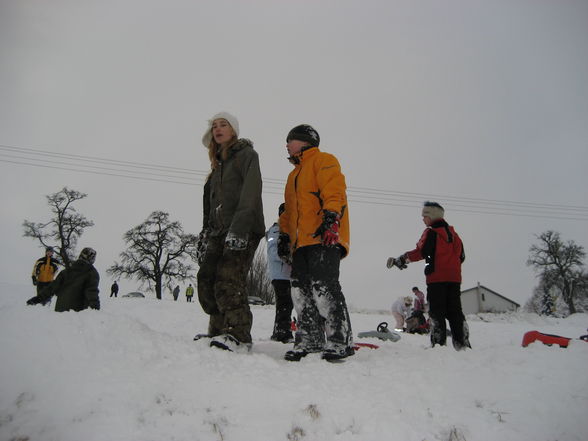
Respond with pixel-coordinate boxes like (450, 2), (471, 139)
(110, 281), (119, 298)
(411, 286), (426, 313)
(391, 296), (413, 331)
(185, 284), (194, 302)
(31, 246), (60, 301)
(173, 285), (180, 301)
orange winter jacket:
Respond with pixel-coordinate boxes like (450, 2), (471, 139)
(279, 147), (350, 258)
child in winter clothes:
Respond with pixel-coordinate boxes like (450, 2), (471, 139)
(391, 296), (413, 331)
(278, 124), (354, 362)
(387, 201), (471, 350)
(266, 203), (294, 343)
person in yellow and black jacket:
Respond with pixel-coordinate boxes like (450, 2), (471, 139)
(32, 247), (60, 298)
(278, 124), (354, 362)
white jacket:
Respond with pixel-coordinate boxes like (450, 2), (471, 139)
(265, 223), (292, 281)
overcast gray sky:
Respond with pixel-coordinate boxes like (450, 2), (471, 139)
(1, 0), (587, 310)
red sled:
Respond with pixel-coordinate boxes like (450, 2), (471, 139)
(522, 330), (571, 348)
(353, 342), (379, 350)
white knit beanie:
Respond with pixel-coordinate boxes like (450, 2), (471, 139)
(201, 112), (239, 147)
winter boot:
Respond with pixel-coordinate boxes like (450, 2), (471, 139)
(321, 346), (355, 362)
(284, 349), (310, 362)
(210, 334), (252, 353)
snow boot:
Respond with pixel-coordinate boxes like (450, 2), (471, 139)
(321, 346), (355, 362)
(284, 349), (309, 362)
(210, 334), (251, 353)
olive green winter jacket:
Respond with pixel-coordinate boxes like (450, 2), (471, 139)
(202, 139), (265, 240)
(39, 259), (100, 312)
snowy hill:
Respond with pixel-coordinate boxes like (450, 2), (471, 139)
(1, 285), (587, 441)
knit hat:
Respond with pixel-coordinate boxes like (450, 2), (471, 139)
(422, 201), (444, 221)
(286, 124), (320, 147)
(201, 112), (239, 147)
(78, 247), (97, 264)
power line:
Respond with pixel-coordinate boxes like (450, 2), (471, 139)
(1, 143), (587, 221)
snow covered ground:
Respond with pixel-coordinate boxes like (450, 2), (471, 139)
(1, 284), (587, 441)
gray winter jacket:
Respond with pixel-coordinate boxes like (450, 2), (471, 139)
(202, 139), (265, 240)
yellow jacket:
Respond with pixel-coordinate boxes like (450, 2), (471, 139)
(279, 147), (350, 258)
(32, 256), (59, 283)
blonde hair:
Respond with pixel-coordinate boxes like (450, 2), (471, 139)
(206, 128), (238, 170)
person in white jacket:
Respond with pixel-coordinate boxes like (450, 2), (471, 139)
(266, 203), (293, 343)
(391, 296), (413, 331)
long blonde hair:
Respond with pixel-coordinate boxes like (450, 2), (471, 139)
(206, 129), (238, 170)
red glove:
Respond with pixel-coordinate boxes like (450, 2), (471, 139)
(314, 211), (340, 246)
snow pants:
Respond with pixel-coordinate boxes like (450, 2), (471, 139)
(197, 234), (260, 344)
(290, 245), (353, 352)
(427, 282), (471, 350)
(271, 279), (293, 340)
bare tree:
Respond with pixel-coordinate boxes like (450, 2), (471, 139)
(527, 230), (586, 315)
(108, 211), (198, 300)
(23, 187), (94, 268)
(246, 244), (274, 304)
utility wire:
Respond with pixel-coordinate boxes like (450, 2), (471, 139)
(1, 143), (587, 221)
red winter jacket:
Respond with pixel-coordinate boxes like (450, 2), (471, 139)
(405, 220), (465, 284)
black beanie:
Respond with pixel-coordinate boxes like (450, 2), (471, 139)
(286, 124), (320, 147)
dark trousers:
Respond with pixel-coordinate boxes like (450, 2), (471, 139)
(197, 234), (260, 343)
(427, 282), (470, 349)
(271, 279), (293, 340)
(291, 245), (352, 352)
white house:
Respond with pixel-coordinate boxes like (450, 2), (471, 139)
(460, 283), (520, 314)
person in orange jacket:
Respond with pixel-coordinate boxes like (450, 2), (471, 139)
(31, 247), (60, 299)
(387, 201), (471, 350)
(278, 124), (353, 362)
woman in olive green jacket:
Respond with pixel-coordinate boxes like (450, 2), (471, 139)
(195, 112), (265, 352)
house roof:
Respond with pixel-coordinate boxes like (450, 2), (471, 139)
(461, 284), (521, 308)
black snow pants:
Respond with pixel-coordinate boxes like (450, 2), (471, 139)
(271, 279), (293, 341)
(427, 282), (471, 350)
(197, 234), (260, 344)
(290, 245), (353, 352)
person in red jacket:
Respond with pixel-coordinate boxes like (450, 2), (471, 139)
(387, 201), (471, 350)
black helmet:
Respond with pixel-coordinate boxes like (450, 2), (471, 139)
(286, 124), (320, 147)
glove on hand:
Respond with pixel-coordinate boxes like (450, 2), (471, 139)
(225, 232), (248, 251)
(196, 229), (209, 264)
(386, 254), (408, 270)
(31, 276), (37, 286)
(277, 233), (292, 264)
(26, 296), (42, 305)
(313, 210), (340, 246)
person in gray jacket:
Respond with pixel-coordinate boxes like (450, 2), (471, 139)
(195, 112), (265, 352)
(266, 203), (293, 343)
(26, 247), (100, 312)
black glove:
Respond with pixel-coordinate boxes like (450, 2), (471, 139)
(32, 276), (37, 286)
(313, 211), (340, 246)
(277, 233), (291, 264)
(386, 254), (408, 270)
(196, 229), (209, 265)
(26, 296), (42, 305)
